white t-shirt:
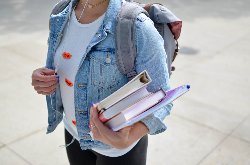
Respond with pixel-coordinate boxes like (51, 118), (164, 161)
(54, 10), (138, 157)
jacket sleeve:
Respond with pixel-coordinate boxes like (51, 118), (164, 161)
(135, 13), (173, 135)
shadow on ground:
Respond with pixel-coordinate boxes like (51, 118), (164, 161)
(1, 0), (250, 34)
(0, 0), (55, 33)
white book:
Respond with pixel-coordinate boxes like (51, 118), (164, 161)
(99, 86), (150, 122)
(105, 89), (166, 129)
(97, 70), (152, 113)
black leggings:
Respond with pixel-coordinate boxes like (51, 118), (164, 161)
(65, 129), (148, 165)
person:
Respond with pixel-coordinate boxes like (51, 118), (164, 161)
(31, 0), (172, 164)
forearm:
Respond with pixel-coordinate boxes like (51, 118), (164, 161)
(128, 122), (149, 144)
(141, 103), (172, 135)
(135, 13), (172, 135)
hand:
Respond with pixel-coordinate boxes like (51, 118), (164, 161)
(90, 104), (149, 149)
(31, 67), (58, 95)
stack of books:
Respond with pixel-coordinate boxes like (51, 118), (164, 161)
(96, 70), (190, 131)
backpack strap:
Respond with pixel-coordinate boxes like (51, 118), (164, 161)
(50, 0), (71, 16)
(49, 0), (71, 30)
(115, 2), (148, 80)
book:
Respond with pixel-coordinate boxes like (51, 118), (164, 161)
(108, 85), (190, 131)
(105, 89), (166, 128)
(99, 86), (151, 122)
(97, 70), (152, 113)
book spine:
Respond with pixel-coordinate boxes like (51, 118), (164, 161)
(96, 70), (151, 112)
(98, 87), (150, 122)
(99, 113), (109, 122)
(105, 113), (126, 128)
(106, 90), (165, 129)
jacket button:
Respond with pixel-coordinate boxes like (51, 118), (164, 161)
(82, 134), (92, 140)
(78, 110), (87, 115)
(96, 33), (101, 38)
(78, 83), (87, 88)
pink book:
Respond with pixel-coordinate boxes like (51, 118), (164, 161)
(99, 86), (150, 122)
(107, 85), (190, 131)
(105, 89), (166, 128)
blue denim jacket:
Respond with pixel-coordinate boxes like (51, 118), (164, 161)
(45, 0), (172, 150)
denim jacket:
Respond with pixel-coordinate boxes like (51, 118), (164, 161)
(45, 0), (173, 150)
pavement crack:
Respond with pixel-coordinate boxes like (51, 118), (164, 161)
(196, 113), (250, 165)
(173, 114), (226, 135)
(215, 31), (250, 55)
(6, 127), (47, 146)
(0, 144), (7, 150)
(6, 146), (33, 165)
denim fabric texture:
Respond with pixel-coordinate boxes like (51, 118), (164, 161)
(45, 0), (173, 150)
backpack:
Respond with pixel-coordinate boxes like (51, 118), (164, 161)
(50, 0), (182, 80)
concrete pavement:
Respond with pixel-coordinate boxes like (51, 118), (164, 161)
(0, 0), (250, 164)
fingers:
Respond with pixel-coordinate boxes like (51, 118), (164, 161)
(89, 117), (98, 136)
(90, 121), (100, 139)
(90, 105), (132, 149)
(31, 80), (58, 87)
(90, 107), (112, 145)
(34, 83), (58, 95)
(32, 79), (58, 88)
(32, 67), (58, 95)
(90, 105), (115, 139)
(37, 88), (56, 96)
(32, 73), (57, 82)
(90, 125), (111, 145)
(40, 67), (56, 75)
(35, 74), (57, 82)
(91, 105), (113, 134)
(32, 68), (57, 82)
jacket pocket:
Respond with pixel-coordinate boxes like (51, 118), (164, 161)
(89, 47), (127, 101)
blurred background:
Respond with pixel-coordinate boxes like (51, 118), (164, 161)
(0, 0), (250, 164)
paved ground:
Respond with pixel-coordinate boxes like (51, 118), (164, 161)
(0, 0), (250, 165)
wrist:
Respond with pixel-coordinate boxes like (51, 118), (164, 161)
(135, 121), (149, 135)
(128, 122), (149, 145)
